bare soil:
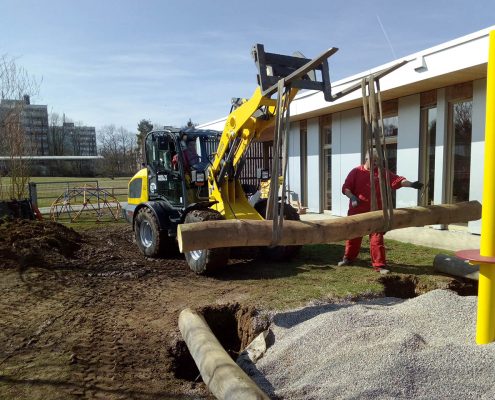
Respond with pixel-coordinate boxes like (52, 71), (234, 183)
(0, 220), (264, 399)
(0, 219), (476, 399)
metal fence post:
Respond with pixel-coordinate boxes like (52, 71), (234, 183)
(28, 182), (38, 208)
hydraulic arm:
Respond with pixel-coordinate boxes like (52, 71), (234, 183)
(208, 44), (338, 220)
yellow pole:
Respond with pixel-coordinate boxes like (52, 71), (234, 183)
(476, 30), (495, 345)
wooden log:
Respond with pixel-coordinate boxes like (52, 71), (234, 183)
(178, 201), (481, 252)
(178, 308), (269, 400)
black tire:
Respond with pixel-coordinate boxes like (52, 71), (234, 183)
(134, 207), (176, 257)
(183, 209), (230, 274)
(254, 199), (302, 261)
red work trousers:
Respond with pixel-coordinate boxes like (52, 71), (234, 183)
(344, 232), (386, 268)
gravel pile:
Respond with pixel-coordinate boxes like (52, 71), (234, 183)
(248, 290), (495, 399)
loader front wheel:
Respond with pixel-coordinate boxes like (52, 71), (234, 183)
(135, 207), (176, 257)
(183, 209), (230, 274)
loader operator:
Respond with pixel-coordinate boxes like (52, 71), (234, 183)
(173, 138), (200, 172)
(337, 149), (423, 274)
(171, 138), (202, 204)
(182, 139), (200, 171)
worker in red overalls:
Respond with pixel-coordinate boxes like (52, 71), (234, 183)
(338, 149), (423, 274)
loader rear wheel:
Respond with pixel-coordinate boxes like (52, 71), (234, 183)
(254, 199), (302, 261)
(184, 209), (230, 274)
(135, 207), (176, 257)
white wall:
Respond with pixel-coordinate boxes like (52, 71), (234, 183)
(287, 121), (301, 205)
(331, 108), (363, 216)
(307, 118), (321, 213)
(469, 78), (486, 234)
(396, 94), (420, 208)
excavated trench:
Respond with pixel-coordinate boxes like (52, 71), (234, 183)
(445, 277), (478, 296)
(168, 303), (267, 382)
(379, 274), (478, 298)
(169, 277), (478, 382)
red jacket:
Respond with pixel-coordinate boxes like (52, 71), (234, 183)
(342, 165), (405, 215)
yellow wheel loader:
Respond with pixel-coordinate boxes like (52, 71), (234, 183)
(124, 43), (339, 274)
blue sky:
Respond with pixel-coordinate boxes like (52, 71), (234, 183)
(1, 0), (494, 134)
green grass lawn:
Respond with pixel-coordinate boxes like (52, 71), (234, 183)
(55, 218), (460, 311)
(214, 237), (456, 310)
(28, 176), (130, 186)
(57, 216), (456, 311)
(0, 176), (131, 206)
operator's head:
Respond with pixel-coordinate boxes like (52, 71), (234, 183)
(364, 148), (379, 170)
(186, 139), (196, 153)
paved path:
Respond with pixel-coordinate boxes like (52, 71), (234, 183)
(300, 212), (480, 252)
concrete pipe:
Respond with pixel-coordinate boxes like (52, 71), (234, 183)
(178, 308), (269, 400)
(433, 254), (480, 280)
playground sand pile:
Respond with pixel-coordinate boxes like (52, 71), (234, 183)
(248, 290), (495, 399)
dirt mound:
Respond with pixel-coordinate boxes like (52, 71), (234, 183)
(0, 218), (82, 269)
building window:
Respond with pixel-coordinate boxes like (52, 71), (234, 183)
(362, 99), (399, 206)
(448, 100), (472, 204)
(363, 99), (398, 173)
(380, 115), (398, 173)
(319, 115), (331, 210)
(445, 82), (473, 210)
(419, 106), (437, 205)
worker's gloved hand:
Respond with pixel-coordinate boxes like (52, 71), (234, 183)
(350, 194), (360, 208)
(411, 181), (424, 190)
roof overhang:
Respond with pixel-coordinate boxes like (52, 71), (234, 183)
(199, 26), (494, 141)
(290, 63), (487, 121)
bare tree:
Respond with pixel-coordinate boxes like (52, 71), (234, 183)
(98, 125), (137, 178)
(48, 111), (66, 155)
(184, 118), (196, 128)
(0, 54), (40, 199)
(137, 119), (153, 165)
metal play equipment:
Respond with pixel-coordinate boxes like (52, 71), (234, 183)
(457, 29), (495, 345)
(50, 185), (122, 223)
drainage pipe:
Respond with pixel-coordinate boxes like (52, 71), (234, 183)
(433, 254), (479, 281)
(178, 308), (269, 400)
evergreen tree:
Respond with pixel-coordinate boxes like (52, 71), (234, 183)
(136, 119), (153, 163)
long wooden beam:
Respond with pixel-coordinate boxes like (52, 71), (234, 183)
(178, 201), (481, 252)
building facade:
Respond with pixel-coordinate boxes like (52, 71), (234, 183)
(50, 122), (97, 156)
(0, 97), (97, 176)
(199, 26), (494, 236)
(0, 96), (49, 156)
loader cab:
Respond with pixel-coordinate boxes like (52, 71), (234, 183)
(144, 128), (220, 207)
(145, 129), (185, 206)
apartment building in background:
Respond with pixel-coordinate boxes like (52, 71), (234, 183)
(50, 122), (97, 156)
(0, 96), (97, 175)
(0, 95), (49, 155)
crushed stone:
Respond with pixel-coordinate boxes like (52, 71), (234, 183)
(246, 290), (495, 399)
